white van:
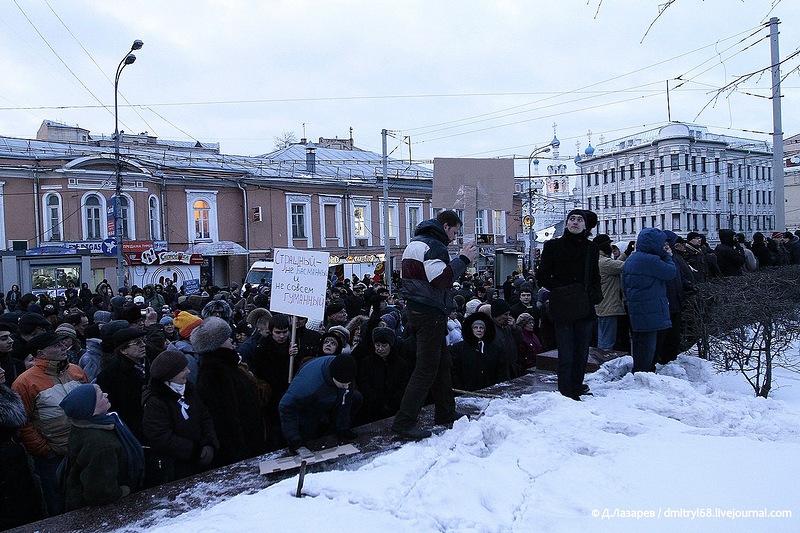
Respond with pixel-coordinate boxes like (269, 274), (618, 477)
(245, 260), (274, 286)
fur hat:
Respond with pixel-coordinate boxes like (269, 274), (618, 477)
(17, 312), (50, 335)
(319, 332), (343, 354)
(686, 231), (702, 242)
(201, 299), (233, 321)
(371, 326), (396, 345)
(190, 317), (231, 353)
(247, 307), (272, 326)
(59, 384), (97, 420)
(0, 386), (28, 438)
(173, 311), (203, 339)
(490, 299), (511, 318)
(329, 355), (357, 383)
(150, 349), (189, 382)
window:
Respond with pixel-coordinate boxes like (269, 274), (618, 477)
(692, 157), (697, 172)
(587, 198), (592, 210)
(194, 200), (211, 240)
(610, 168), (615, 183)
(603, 170), (608, 184)
(650, 187), (656, 204)
(622, 219), (627, 234)
(715, 158), (720, 174)
(672, 213), (681, 231)
(475, 210), (487, 234)
(611, 194), (616, 208)
(291, 204), (306, 238)
(701, 157), (707, 173)
(692, 185), (697, 201)
(379, 203), (399, 242)
(148, 196), (161, 240)
(187, 190), (219, 242)
(621, 194), (626, 207)
(586, 174), (592, 187)
(119, 196), (131, 239)
(630, 191), (636, 206)
(671, 184), (680, 200)
(727, 163), (733, 179)
(640, 161), (645, 177)
(620, 166), (626, 180)
(715, 186), (721, 202)
(353, 206), (367, 237)
(640, 190), (646, 204)
(649, 159), (655, 175)
(492, 210), (506, 236)
(670, 154), (680, 170)
(83, 194), (103, 240)
(660, 156), (664, 172)
(702, 185), (708, 201)
(604, 195), (609, 209)
(44, 194), (62, 241)
(407, 205), (421, 242)
(660, 185), (665, 201)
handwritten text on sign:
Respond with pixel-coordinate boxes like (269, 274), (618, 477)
(269, 248), (330, 321)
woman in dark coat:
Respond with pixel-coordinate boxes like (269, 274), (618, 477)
(142, 349), (218, 484)
(536, 209), (602, 400)
(193, 317), (266, 467)
(356, 326), (410, 424)
(450, 312), (509, 392)
(622, 228), (676, 373)
(59, 383), (144, 511)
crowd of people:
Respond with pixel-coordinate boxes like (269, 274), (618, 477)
(2, 209), (799, 528)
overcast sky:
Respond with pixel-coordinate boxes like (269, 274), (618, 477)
(0, 1), (798, 167)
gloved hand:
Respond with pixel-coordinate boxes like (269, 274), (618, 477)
(295, 446), (314, 459)
(199, 445), (215, 466)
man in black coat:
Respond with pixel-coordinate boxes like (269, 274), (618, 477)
(714, 229), (745, 277)
(95, 328), (149, 441)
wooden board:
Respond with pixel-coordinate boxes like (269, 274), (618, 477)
(259, 444), (360, 475)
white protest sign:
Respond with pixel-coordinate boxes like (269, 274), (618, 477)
(269, 248), (330, 321)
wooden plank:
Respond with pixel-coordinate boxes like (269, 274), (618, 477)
(259, 444), (360, 475)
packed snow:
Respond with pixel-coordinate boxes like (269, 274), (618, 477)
(138, 353), (800, 533)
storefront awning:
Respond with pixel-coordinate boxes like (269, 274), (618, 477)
(185, 241), (248, 256)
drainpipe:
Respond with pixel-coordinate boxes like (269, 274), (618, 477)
(159, 172), (167, 244)
(33, 164), (42, 248)
(237, 177), (250, 268)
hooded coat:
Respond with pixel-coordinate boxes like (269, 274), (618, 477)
(450, 313), (509, 392)
(714, 229), (745, 276)
(622, 228), (676, 332)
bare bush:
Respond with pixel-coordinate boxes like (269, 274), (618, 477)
(682, 266), (800, 398)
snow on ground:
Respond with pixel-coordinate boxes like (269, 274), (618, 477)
(139, 354), (800, 533)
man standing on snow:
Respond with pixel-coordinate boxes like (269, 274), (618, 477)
(391, 210), (477, 440)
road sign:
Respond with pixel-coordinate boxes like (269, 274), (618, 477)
(101, 238), (117, 256)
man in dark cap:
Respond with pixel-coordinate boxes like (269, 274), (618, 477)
(11, 312), (51, 365)
(324, 300), (348, 329)
(278, 354), (362, 457)
(95, 328), (148, 440)
(11, 331), (88, 516)
(391, 209), (477, 440)
(536, 209), (602, 400)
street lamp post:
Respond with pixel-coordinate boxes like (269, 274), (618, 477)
(114, 39), (143, 293)
(527, 146), (551, 272)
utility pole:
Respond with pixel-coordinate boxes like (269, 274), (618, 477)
(382, 129), (391, 293)
(770, 17), (785, 231)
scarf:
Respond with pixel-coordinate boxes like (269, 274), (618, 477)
(89, 411), (145, 486)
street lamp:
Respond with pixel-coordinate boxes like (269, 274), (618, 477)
(114, 39), (143, 293)
(527, 146), (551, 272)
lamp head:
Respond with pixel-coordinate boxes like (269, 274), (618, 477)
(124, 54), (137, 65)
(131, 40), (144, 51)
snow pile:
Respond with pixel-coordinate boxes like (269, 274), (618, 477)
(142, 355), (800, 533)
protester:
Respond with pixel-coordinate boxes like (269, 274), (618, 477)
(391, 210), (477, 440)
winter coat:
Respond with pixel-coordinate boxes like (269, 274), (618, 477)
(595, 251), (625, 316)
(252, 336), (297, 425)
(537, 231), (603, 309)
(451, 313), (510, 391)
(95, 355), (148, 441)
(357, 348), (410, 424)
(64, 420), (133, 510)
(278, 356), (361, 451)
(622, 228), (676, 332)
(196, 347), (265, 467)
(446, 317), (463, 346)
(142, 380), (219, 482)
(11, 359), (88, 456)
(681, 243), (709, 283)
(0, 385), (47, 529)
(714, 230), (745, 276)
(400, 219), (470, 316)
(78, 338), (103, 382)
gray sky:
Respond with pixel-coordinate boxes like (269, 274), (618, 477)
(0, 0), (798, 167)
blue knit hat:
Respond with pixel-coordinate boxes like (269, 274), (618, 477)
(60, 384), (98, 420)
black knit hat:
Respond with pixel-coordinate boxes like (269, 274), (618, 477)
(490, 299), (511, 318)
(329, 354), (357, 383)
(326, 300), (346, 317)
(594, 234), (613, 255)
(371, 326), (396, 345)
(150, 349), (189, 382)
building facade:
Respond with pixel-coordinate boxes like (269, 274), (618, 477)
(575, 123), (776, 243)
